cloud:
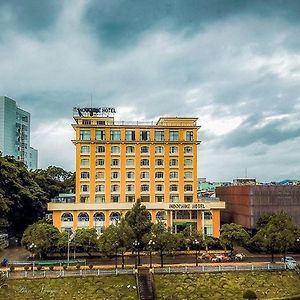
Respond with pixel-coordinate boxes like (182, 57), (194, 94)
(0, 0), (300, 181)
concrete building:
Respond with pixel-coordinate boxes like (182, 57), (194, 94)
(48, 107), (225, 237)
(0, 96), (38, 169)
(216, 185), (300, 230)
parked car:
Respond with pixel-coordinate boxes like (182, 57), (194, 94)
(235, 253), (246, 261)
(281, 256), (296, 264)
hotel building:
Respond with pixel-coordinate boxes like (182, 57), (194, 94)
(48, 107), (225, 237)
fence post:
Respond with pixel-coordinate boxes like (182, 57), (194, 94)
(185, 266), (188, 273)
(218, 265), (221, 272)
(43, 271), (46, 278)
(6, 271), (9, 278)
(235, 265), (237, 271)
(202, 265), (204, 272)
(251, 265), (254, 271)
(97, 269), (100, 276)
(80, 269), (82, 276)
(168, 267), (171, 274)
(25, 271), (27, 278)
(267, 263), (270, 270)
(116, 268), (118, 275)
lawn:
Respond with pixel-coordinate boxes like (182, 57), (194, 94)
(154, 271), (300, 300)
(0, 275), (138, 300)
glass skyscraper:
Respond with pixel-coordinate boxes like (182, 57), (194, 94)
(0, 96), (38, 169)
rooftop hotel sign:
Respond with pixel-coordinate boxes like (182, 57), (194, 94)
(169, 203), (206, 210)
(73, 107), (116, 116)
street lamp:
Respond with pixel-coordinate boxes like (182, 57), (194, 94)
(28, 243), (37, 275)
(67, 230), (75, 267)
(148, 239), (155, 269)
(133, 240), (140, 268)
(193, 239), (200, 267)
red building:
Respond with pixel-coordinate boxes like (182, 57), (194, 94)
(216, 185), (300, 229)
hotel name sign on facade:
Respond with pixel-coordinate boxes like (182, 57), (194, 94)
(48, 107), (225, 237)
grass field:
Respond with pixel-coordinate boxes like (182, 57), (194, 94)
(154, 271), (300, 300)
(0, 275), (138, 300)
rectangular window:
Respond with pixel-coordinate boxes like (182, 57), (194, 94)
(111, 146), (120, 154)
(155, 131), (164, 141)
(110, 130), (121, 141)
(96, 171), (105, 180)
(80, 130), (90, 140)
(126, 146), (135, 153)
(126, 195), (135, 202)
(80, 159), (90, 166)
(170, 195), (179, 203)
(80, 146), (90, 153)
(140, 130), (150, 141)
(126, 159), (135, 166)
(186, 131), (194, 141)
(155, 195), (164, 202)
(81, 185), (89, 192)
(126, 184), (135, 192)
(96, 146), (105, 153)
(111, 195), (120, 203)
(82, 119), (91, 125)
(184, 159), (193, 166)
(80, 196), (89, 203)
(96, 159), (105, 166)
(95, 130), (105, 140)
(169, 130), (179, 141)
(155, 146), (164, 154)
(141, 195), (150, 202)
(125, 130), (136, 141)
(111, 159), (119, 166)
(184, 196), (193, 203)
(111, 172), (119, 179)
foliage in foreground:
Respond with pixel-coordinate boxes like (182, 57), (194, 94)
(155, 271), (300, 300)
(0, 276), (137, 300)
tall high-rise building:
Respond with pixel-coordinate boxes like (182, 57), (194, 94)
(0, 96), (38, 169)
(48, 107), (225, 237)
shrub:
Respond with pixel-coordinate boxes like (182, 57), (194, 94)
(76, 264), (81, 270)
(24, 265), (29, 271)
(243, 290), (257, 299)
(63, 265), (68, 270)
(36, 265), (42, 271)
(9, 265), (15, 272)
(89, 264), (93, 270)
(49, 265), (54, 271)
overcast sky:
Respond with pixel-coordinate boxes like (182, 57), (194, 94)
(1, 0), (300, 182)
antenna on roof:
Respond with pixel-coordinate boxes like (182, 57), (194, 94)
(245, 168), (248, 178)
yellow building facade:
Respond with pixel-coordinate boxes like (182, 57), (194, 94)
(48, 107), (225, 237)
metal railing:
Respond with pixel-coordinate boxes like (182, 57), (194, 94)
(2, 263), (286, 280)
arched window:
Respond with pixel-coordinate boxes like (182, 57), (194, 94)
(111, 146), (120, 154)
(78, 212), (89, 222)
(146, 211), (152, 221)
(170, 146), (178, 154)
(184, 146), (193, 154)
(94, 212), (105, 222)
(61, 213), (73, 222)
(110, 212), (121, 221)
(156, 211), (166, 221)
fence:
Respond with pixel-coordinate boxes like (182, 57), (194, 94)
(1, 263), (286, 280)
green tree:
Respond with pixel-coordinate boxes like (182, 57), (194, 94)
(31, 166), (75, 201)
(253, 212), (299, 262)
(256, 213), (275, 231)
(220, 223), (250, 254)
(100, 219), (134, 269)
(21, 222), (60, 258)
(151, 222), (177, 267)
(0, 155), (47, 237)
(73, 228), (98, 256)
(125, 200), (152, 264)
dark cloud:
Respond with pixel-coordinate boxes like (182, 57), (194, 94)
(0, 0), (63, 34)
(223, 115), (300, 148)
(84, 0), (300, 48)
